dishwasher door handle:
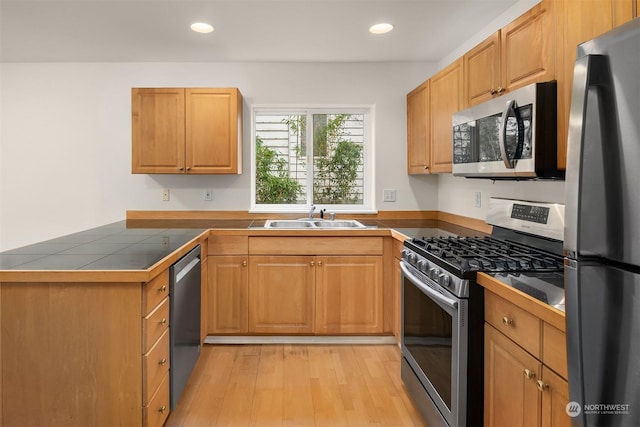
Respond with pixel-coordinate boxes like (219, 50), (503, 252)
(175, 257), (200, 283)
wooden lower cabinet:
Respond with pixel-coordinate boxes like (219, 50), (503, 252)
(315, 256), (383, 334)
(485, 323), (542, 427)
(207, 255), (249, 334)
(249, 255), (316, 334)
(484, 290), (570, 427)
(0, 269), (172, 427)
(241, 253), (384, 335)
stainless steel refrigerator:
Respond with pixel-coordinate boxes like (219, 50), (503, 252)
(564, 18), (640, 426)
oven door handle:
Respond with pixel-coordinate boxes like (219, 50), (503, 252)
(401, 262), (459, 310)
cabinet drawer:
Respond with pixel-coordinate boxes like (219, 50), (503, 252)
(485, 291), (541, 357)
(543, 322), (568, 379)
(143, 270), (170, 315)
(143, 328), (170, 405)
(143, 297), (169, 353)
(249, 237), (383, 255)
(143, 371), (170, 427)
(209, 235), (248, 255)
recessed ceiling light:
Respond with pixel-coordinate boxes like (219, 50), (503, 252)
(369, 23), (393, 35)
(191, 22), (214, 34)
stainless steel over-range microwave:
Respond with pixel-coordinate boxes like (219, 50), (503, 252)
(452, 81), (564, 179)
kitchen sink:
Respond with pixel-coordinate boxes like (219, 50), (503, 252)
(263, 219), (366, 229)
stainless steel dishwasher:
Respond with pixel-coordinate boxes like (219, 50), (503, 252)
(169, 245), (201, 410)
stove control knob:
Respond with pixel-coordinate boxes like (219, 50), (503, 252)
(439, 273), (451, 288)
(430, 268), (440, 280)
(401, 249), (410, 261)
(417, 259), (427, 272)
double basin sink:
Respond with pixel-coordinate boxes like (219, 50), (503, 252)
(264, 219), (366, 229)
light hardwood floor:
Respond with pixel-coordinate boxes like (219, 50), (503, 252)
(166, 344), (427, 427)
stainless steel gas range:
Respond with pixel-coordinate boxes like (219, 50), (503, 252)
(400, 198), (565, 427)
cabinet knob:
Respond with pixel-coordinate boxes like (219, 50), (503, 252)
(424, 165), (429, 170)
(523, 369), (536, 380)
(158, 405), (167, 414)
(158, 358), (167, 366)
(537, 380), (549, 392)
(158, 285), (167, 292)
(497, 86), (505, 94)
(158, 318), (167, 326)
(502, 316), (514, 326)
(179, 167), (184, 171)
(318, 260), (323, 266)
(242, 260), (247, 267)
(310, 260), (315, 267)
(490, 88), (498, 95)
(186, 167), (191, 171)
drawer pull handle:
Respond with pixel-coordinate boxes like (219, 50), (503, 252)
(158, 405), (167, 414)
(502, 316), (514, 326)
(158, 285), (167, 292)
(537, 380), (549, 392)
(158, 318), (167, 326)
(523, 369), (536, 380)
(158, 358), (167, 366)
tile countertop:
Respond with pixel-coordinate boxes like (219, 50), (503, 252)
(0, 218), (488, 278)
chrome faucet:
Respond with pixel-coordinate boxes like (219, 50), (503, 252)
(308, 204), (316, 219)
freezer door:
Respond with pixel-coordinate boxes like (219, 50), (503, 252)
(565, 260), (640, 426)
(564, 19), (640, 266)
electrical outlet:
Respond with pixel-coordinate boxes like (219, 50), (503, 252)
(162, 188), (170, 202)
(204, 189), (213, 201)
(475, 191), (481, 208)
(383, 189), (396, 202)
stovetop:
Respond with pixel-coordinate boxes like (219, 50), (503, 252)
(400, 198), (565, 300)
(405, 235), (564, 277)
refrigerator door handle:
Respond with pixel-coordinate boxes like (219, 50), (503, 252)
(564, 54), (609, 258)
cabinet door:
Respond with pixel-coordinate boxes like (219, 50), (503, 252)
(501, 0), (555, 93)
(132, 88), (185, 174)
(541, 366), (571, 427)
(485, 324), (541, 427)
(185, 88), (242, 174)
(208, 256), (249, 334)
(249, 256), (315, 334)
(315, 256), (383, 334)
(555, 0), (634, 169)
(464, 31), (501, 107)
(406, 80), (430, 174)
(430, 58), (463, 174)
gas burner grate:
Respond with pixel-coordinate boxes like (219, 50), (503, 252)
(407, 235), (563, 275)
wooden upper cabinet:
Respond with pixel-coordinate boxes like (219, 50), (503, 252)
(406, 80), (430, 174)
(501, 0), (556, 93)
(132, 87), (242, 174)
(132, 88), (186, 174)
(555, 0), (635, 169)
(186, 88), (242, 174)
(430, 58), (463, 174)
(464, 32), (501, 107)
(464, 0), (555, 107)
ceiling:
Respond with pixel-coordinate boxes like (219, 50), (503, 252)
(0, 0), (521, 63)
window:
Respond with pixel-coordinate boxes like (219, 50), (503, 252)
(251, 107), (373, 212)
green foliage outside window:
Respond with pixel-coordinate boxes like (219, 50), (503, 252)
(255, 136), (303, 204)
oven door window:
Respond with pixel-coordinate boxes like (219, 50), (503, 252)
(403, 275), (453, 411)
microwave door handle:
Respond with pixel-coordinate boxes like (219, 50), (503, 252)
(564, 54), (609, 257)
(499, 99), (517, 169)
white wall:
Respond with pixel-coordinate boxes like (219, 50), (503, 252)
(0, 61), (438, 250)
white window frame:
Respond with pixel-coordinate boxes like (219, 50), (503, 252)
(250, 105), (376, 214)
